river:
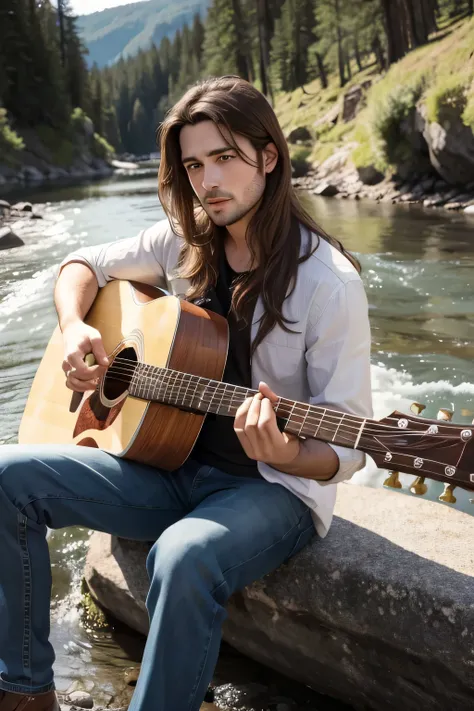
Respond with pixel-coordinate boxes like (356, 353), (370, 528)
(1, 175), (473, 709)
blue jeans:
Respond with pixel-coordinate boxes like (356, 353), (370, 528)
(0, 444), (315, 711)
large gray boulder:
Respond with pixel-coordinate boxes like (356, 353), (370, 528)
(417, 104), (474, 185)
(84, 484), (474, 711)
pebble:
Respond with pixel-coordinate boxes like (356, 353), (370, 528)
(63, 691), (94, 709)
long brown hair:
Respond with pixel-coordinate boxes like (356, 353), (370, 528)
(157, 76), (360, 354)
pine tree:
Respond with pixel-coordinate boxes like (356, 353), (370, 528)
(203, 0), (251, 79)
(128, 97), (152, 154)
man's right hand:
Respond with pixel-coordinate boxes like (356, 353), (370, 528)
(62, 321), (109, 392)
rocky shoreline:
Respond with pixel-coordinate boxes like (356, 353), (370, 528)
(0, 158), (113, 195)
(293, 152), (474, 214)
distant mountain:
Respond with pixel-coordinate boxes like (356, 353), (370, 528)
(77, 0), (209, 68)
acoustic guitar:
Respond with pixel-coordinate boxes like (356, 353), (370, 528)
(19, 279), (474, 502)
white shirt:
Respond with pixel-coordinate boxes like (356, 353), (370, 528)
(60, 219), (373, 537)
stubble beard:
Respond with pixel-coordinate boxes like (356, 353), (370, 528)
(204, 174), (265, 227)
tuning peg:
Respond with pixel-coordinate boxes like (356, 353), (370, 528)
(437, 407), (454, 422)
(410, 476), (427, 495)
(410, 402), (426, 416)
(439, 483), (457, 504)
(384, 471), (402, 489)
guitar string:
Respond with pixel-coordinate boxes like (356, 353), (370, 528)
(76, 373), (469, 481)
(106, 361), (467, 440)
(102, 370), (459, 454)
(107, 362), (465, 440)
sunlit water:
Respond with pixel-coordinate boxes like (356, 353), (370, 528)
(1, 175), (473, 705)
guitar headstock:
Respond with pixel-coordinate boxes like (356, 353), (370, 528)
(370, 402), (474, 505)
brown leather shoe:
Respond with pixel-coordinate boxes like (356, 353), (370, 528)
(0, 691), (59, 711)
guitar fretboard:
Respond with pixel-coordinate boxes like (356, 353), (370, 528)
(126, 362), (363, 450)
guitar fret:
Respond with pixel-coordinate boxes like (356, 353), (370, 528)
(181, 371), (193, 408)
(354, 419), (366, 450)
(217, 383), (228, 414)
(332, 413), (344, 442)
(298, 405), (309, 436)
(315, 408), (326, 436)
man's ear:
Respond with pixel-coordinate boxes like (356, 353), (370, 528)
(263, 142), (278, 174)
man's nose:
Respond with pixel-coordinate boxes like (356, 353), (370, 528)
(201, 165), (220, 192)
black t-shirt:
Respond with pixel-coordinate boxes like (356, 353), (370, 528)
(190, 251), (261, 479)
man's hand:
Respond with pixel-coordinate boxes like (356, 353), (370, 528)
(62, 321), (109, 392)
(234, 381), (301, 467)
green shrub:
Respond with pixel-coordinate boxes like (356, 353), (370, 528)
(92, 132), (114, 159)
(71, 107), (94, 136)
(369, 76), (425, 165)
(425, 74), (467, 123)
(0, 109), (24, 153)
(463, 88), (474, 129)
(289, 144), (311, 162)
(351, 121), (388, 174)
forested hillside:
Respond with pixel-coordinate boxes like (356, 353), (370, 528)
(77, 0), (209, 68)
(1, 0), (473, 189)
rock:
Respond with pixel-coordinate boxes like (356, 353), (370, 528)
(111, 159), (140, 170)
(0, 226), (24, 250)
(316, 142), (356, 178)
(357, 165), (384, 186)
(341, 83), (368, 123)
(423, 193), (447, 207)
(291, 158), (310, 179)
(63, 691), (94, 709)
(418, 104), (474, 185)
(12, 201), (33, 212)
(420, 176), (436, 193)
(20, 165), (44, 182)
(312, 181), (339, 197)
(0, 199), (10, 216)
(313, 102), (341, 130)
(84, 484), (474, 711)
(286, 126), (312, 143)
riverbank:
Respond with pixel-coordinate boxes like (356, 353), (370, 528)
(293, 159), (474, 213)
(279, 15), (474, 215)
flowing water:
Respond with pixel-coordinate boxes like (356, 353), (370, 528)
(1, 175), (474, 708)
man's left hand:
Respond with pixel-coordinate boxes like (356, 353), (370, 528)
(234, 381), (301, 467)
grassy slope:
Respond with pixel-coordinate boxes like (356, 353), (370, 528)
(275, 15), (474, 173)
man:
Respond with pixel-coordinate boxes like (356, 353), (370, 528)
(0, 76), (372, 711)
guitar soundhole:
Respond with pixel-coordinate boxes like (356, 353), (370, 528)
(104, 347), (138, 400)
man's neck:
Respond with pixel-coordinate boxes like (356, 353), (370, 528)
(223, 204), (258, 272)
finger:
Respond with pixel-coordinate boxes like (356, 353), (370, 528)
(66, 374), (98, 392)
(234, 396), (253, 430)
(69, 363), (103, 381)
(258, 381), (279, 404)
(234, 397), (255, 457)
(66, 348), (93, 376)
(90, 335), (109, 366)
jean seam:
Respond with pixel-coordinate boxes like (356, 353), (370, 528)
(187, 601), (219, 711)
(188, 466), (215, 508)
(18, 495), (183, 517)
(0, 677), (55, 695)
(286, 521), (315, 560)
(18, 515), (32, 681)
(211, 509), (311, 593)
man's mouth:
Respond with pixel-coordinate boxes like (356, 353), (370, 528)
(206, 198), (231, 205)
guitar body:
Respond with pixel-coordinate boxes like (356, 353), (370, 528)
(19, 280), (229, 470)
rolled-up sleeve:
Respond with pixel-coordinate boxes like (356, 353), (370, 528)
(306, 277), (373, 484)
(58, 219), (176, 289)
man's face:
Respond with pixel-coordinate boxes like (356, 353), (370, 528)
(180, 120), (275, 227)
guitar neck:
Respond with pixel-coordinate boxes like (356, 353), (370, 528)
(128, 363), (365, 451)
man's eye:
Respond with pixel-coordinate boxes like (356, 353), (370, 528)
(188, 163), (201, 171)
(218, 155), (234, 162)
